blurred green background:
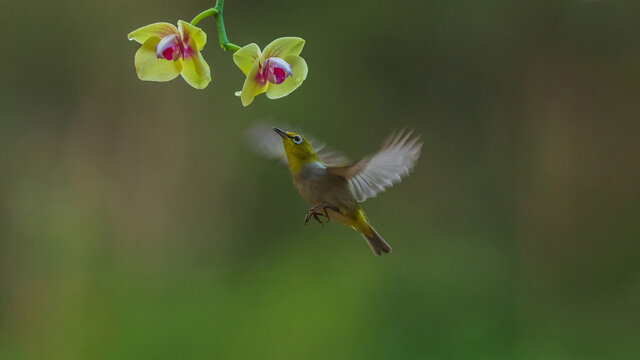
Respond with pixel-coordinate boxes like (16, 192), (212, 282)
(1, 0), (640, 359)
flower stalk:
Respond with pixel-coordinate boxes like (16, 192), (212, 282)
(191, 0), (241, 52)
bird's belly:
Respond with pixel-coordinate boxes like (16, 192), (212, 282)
(293, 162), (357, 210)
(325, 207), (354, 226)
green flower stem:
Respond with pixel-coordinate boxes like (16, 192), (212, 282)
(191, 0), (241, 52)
(190, 8), (216, 26)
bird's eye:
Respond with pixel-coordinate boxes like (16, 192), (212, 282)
(292, 135), (303, 144)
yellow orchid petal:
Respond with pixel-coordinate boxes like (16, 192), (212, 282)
(180, 52), (211, 89)
(266, 55), (307, 99)
(178, 20), (206, 51)
(240, 60), (268, 106)
(134, 37), (182, 82)
(262, 37), (305, 60)
(128, 22), (178, 44)
(233, 43), (261, 76)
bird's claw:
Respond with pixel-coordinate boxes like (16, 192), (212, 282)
(304, 208), (327, 227)
(304, 211), (324, 228)
(304, 204), (340, 228)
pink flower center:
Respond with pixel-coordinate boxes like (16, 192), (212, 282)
(155, 34), (183, 61)
(262, 57), (293, 84)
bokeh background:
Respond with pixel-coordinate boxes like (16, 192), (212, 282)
(1, 0), (639, 358)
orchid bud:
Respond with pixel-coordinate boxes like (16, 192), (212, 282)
(262, 57), (293, 84)
(155, 34), (183, 61)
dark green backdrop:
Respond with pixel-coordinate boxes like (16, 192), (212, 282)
(1, 0), (639, 359)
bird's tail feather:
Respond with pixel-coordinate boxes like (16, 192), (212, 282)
(362, 227), (392, 256)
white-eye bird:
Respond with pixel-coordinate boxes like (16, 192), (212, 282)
(248, 125), (422, 255)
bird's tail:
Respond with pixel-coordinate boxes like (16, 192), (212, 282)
(362, 227), (392, 256)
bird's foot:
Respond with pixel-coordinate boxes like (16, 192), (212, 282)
(304, 204), (340, 228)
(304, 210), (326, 227)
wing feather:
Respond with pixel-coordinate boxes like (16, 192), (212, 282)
(329, 129), (422, 202)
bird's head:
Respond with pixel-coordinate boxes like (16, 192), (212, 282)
(273, 127), (319, 173)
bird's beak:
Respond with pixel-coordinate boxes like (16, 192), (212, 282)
(273, 127), (289, 138)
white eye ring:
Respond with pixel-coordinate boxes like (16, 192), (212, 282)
(292, 135), (303, 144)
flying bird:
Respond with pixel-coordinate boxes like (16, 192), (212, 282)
(247, 125), (422, 255)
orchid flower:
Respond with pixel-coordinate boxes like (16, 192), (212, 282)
(233, 37), (308, 107)
(128, 20), (211, 89)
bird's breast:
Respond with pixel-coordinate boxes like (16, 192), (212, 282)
(292, 162), (356, 208)
(292, 161), (328, 204)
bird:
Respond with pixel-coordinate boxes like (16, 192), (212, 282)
(247, 124), (422, 255)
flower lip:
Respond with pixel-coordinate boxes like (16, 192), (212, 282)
(262, 57), (292, 85)
(156, 34), (183, 61)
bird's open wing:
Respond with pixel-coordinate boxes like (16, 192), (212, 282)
(246, 123), (290, 165)
(245, 123), (348, 166)
(328, 130), (422, 202)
